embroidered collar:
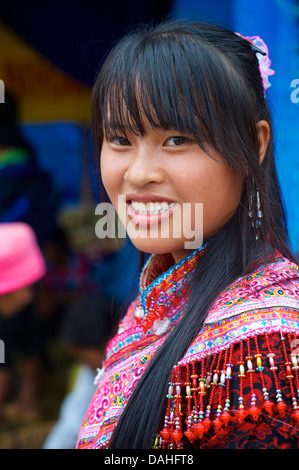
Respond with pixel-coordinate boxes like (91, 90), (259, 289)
(135, 240), (210, 334)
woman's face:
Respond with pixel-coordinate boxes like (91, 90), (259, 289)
(100, 123), (243, 263)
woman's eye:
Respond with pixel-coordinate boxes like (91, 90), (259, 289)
(164, 136), (190, 146)
(110, 136), (131, 146)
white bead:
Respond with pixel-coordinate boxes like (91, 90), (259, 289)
(213, 373), (219, 384)
(292, 356), (298, 367)
(206, 375), (212, 386)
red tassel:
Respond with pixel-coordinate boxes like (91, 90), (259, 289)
(184, 428), (195, 443)
(248, 405), (261, 421)
(221, 410), (231, 426)
(142, 319), (151, 333)
(237, 408), (246, 424)
(172, 429), (183, 442)
(292, 409), (299, 427)
(264, 400), (274, 415)
(203, 417), (211, 433)
(160, 427), (171, 440)
(195, 421), (205, 439)
(213, 416), (223, 431)
(277, 401), (287, 417)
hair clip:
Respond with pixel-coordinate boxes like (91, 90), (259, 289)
(235, 33), (275, 94)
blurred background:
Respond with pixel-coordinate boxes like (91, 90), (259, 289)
(0, 0), (298, 449)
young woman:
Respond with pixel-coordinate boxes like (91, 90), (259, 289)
(76, 21), (299, 449)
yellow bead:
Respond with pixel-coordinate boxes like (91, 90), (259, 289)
(257, 357), (262, 368)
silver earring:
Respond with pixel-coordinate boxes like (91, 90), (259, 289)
(248, 187), (263, 239)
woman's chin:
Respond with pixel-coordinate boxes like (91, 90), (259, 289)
(126, 234), (190, 257)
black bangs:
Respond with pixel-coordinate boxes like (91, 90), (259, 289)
(92, 24), (259, 173)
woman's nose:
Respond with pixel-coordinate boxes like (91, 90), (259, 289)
(124, 145), (164, 187)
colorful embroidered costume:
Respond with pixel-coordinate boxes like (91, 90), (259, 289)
(77, 244), (299, 449)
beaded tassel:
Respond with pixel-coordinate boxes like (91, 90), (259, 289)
(184, 363), (195, 442)
(253, 334), (273, 415)
(264, 332), (287, 417)
(202, 354), (218, 433)
(221, 344), (234, 427)
(194, 357), (206, 439)
(246, 337), (261, 420)
(237, 339), (246, 423)
(160, 369), (175, 444)
(172, 364), (183, 446)
(281, 334), (299, 426)
(214, 350), (226, 431)
(158, 332), (299, 448)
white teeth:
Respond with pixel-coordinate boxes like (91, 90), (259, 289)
(131, 201), (176, 214)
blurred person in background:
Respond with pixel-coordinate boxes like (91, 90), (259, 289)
(0, 222), (46, 424)
(35, 225), (95, 341)
(42, 292), (117, 449)
(0, 90), (59, 245)
(0, 90), (60, 425)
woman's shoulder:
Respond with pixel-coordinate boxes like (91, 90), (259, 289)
(182, 252), (299, 364)
(205, 251), (299, 325)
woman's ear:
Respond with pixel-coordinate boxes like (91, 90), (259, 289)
(257, 120), (270, 165)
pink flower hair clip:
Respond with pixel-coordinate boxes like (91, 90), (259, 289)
(235, 33), (275, 95)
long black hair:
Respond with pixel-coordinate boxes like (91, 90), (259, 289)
(91, 20), (298, 448)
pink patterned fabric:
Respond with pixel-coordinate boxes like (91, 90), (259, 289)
(76, 247), (299, 449)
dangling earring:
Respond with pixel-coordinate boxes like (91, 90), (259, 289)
(256, 189), (263, 219)
(248, 186), (263, 239)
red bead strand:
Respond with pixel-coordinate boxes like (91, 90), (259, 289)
(237, 339), (246, 423)
(184, 363), (195, 443)
(253, 334), (274, 415)
(202, 353), (218, 433)
(172, 365), (183, 446)
(221, 344), (234, 426)
(160, 369), (176, 445)
(214, 348), (227, 431)
(246, 337), (260, 420)
(264, 332), (287, 417)
(195, 357), (206, 439)
(281, 334), (299, 426)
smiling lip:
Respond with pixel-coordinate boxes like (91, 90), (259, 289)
(126, 201), (178, 228)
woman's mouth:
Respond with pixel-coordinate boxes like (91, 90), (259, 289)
(126, 200), (178, 228)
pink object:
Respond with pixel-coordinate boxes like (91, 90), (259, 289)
(0, 222), (46, 294)
(235, 33), (275, 94)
